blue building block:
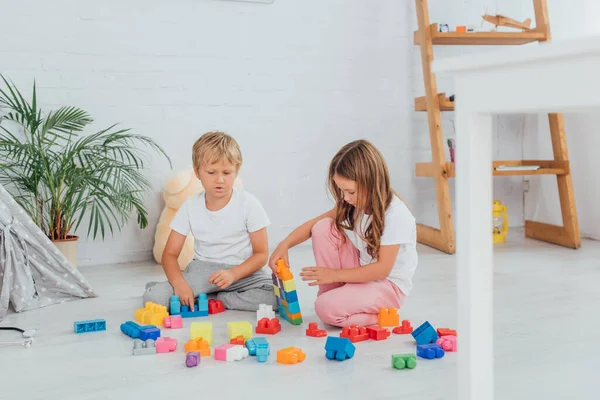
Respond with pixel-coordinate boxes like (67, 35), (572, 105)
(325, 337), (356, 361)
(246, 338), (270, 363)
(417, 343), (445, 359)
(286, 301), (301, 314)
(412, 321), (439, 345)
(120, 321), (161, 340)
(171, 294), (209, 318)
(170, 295), (181, 315)
(285, 290), (298, 303)
(139, 327), (161, 341)
(74, 319), (106, 334)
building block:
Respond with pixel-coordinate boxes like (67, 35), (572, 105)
(306, 322), (327, 337)
(135, 302), (169, 326)
(190, 322), (213, 345)
(214, 344), (249, 361)
(139, 327), (161, 341)
(393, 320), (413, 334)
(276, 347), (306, 364)
(437, 328), (457, 337)
(256, 318), (281, 335)
(436, 335), (457, 352)
(378, 308), (400, 327)
(156, 337), (178, 353)
(272, 258), (303, 325)
(120, 321), (160, 341)
(392, 354), (417, 370)
(208, 299), (225, 314)
(74, 319), (106, 334)
(230, 335), (246, 346)
(417, 343), (445, 359)
(228, 321), (253, 340)
(170, 295), (181, 315)
(366, 326), (390, 341)
(257, 304), (275, 321)
(164, 315), (183, 329)
(184, 338), (211, 356)
(170, 294), (209, 318)
(186, 352), (200, 368)
(325, 337), (356, 361)
(340, 325), (368, 343)
(133, 339), (156, 356)
(412, 321), (439, 345)
(246, 338), (270, 363)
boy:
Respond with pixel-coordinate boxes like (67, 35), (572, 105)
(143, 131), (276, 311)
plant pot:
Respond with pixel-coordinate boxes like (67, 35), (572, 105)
(52, 236), (79, 268)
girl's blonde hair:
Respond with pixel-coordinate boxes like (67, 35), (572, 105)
(328, 139), (393, 259)
(192, 131), (243, 173)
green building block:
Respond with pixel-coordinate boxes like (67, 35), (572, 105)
(392, 354), (417, 369)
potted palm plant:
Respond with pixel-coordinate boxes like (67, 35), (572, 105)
(0, 75), (171, 267)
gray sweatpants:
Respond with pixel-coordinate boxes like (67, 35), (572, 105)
(143, 260), (277, 312)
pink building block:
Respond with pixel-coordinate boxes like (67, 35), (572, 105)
(156, 337), (178, 353)
(164, 315), (183, 329)
(215, 344), (235, 361)
(436, 335), (457, 352)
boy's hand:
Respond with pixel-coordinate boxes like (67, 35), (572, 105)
(299, 266), (339, 286)
(173, 280), (195, 311)
(268, 245), (289, 273)
(209, 269), (237, 289)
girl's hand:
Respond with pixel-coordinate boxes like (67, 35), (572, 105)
(172, 280), (195, 311)
(299, 266), (339, 286)
(209, 269), (236, 289)
(268, 244), (290, 272)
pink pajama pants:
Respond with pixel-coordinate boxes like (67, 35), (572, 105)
(311, 218), (405, 327)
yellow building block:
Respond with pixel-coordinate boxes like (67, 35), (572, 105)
(274, 286), (280, 298)
(190, 322), (213, 345)
(378, 308), (400, 327)
(282, 279), (296, 292)
(227, 321), (253, 340)
(134, 302), (168, 327)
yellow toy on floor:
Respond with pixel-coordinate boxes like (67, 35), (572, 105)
(152, 168), (243, 270)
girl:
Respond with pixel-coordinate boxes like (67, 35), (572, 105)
(268, 140), (417, 327)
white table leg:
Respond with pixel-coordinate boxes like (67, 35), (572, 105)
(456, 110), (494, 400)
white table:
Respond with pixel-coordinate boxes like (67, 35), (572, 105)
(432, 36), (600, 400)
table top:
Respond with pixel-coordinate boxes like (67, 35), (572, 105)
(432, 34), (600, 74)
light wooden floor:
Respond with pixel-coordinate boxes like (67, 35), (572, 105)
(2, 229), (600, 400)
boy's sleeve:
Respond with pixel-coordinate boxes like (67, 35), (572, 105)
(380, 205), (416, 245)
(245, 193), (271, 233)
(170, 200), (191, 236)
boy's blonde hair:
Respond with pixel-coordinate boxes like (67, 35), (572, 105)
(192, 131), (243, 172)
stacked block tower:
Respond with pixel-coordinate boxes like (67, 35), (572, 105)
(272, 259), (303, 325)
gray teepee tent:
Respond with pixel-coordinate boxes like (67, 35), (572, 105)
(0, 184), (96, 321)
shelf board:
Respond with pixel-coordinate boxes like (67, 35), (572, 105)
(414, 24), (547, 46)
(416, 160), (569, 178)
(415, 93), (455, 112)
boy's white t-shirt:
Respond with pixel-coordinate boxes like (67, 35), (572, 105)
(343, 196), (418, 296)
(169, 188), (270, 266)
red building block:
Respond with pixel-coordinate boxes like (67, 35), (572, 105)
(208, 299), (225, 314)
(366, 326), (390, 341)
(393, 320), (413, 334)
(340, 325), (369, 343)
(230, 335), (246, 347)
(306, 322), (327, 337)
(437, 328), (457, 337)
(256, 318), (281, 335)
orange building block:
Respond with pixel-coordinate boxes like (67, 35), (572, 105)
(256, 318), (281, 335)
(378, 308), (400, 327)
(275, 259), (294, 281)
(276, 347), (306, 364)
(184, 338), (211, 356)
(230, 335), (246, 347)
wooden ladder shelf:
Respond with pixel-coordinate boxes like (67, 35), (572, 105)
(414, 0), (581, 254)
